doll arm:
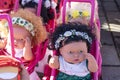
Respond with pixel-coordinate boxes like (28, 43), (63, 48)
(48, 55), (60, 69)
(85, 53), (98, 72)
(23, 37), (33, 61)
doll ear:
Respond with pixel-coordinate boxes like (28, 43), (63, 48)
(20, 64), (30, 80)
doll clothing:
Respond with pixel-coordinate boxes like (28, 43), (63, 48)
(57, 56), (91, 79)
(56, 71), (91, 80)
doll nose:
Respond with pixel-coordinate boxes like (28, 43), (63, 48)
(74, 53), (79, 57)
(14, 40), (18, 45)
(14, 40), (17, 43)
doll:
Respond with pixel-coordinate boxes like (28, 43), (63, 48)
(48, 22), (98, 80)
(0, 55), (30, 80)
(4, 9), (47, 80)
(19, 0), (57, 24)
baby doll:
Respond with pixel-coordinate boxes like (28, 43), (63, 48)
(0, 55), (30, 80)
(4, 9), (47, 80)
(48, 22), (98, 80)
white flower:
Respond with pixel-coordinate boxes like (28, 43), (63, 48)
(44, 0), (51, 8)
(64, 31), (72, 37)
(76, 32), (81, 36)
(12, 17), (17, 24)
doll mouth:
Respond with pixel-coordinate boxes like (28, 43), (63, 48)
(14, 45), (17, 47)
(74, 59), (79, 61)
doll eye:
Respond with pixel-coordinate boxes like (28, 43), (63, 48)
(79, 50), (83, 54)
(69, 51), (73, 54)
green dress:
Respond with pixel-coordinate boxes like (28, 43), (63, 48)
(56, 71), (91, 80)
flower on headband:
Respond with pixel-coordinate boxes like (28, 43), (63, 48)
(67, 10), (90, 21)
(71, 10), (80, 18)
(82, 11), (89, 17)
(55, 29), (92, 49)
(12, 17), (35, 36)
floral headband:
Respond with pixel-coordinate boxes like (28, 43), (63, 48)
(6, 17), (35, 36)
(67, 10), (90, 20)
(55, 29), (92, 49)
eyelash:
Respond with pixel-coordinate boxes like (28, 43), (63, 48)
(79, 51), (83, 53)
(69, 51), (83, 54)
(69, 51), (73, 54)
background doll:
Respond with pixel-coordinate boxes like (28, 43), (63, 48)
(19, 0), (57, 24)
(4, 9), (47, 80)
(48, 22), (98, 80)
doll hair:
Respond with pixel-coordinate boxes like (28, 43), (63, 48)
(49, 22), (94, 52)
(10, 9), (47, 46)
(0, 19), (8, 38)
(19, 0), (38, 8)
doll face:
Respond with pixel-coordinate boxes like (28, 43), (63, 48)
(7, 25), (30, 49)
(59, 41), (87, 64)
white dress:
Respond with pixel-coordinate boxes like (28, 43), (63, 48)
(59, 56), (90, 77)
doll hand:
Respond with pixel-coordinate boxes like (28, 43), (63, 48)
(49, 55), (59, 69)
(84, 53), (95, 60)
(25, 37), (31, 47)
(84, 53), (98, 72)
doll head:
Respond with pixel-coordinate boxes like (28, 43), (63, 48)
(66, 2), (91, 25)
(5, 9), (47, 49)
(19, 0), (57, 23)
(19, 0), (38, 13)
(49, 22), (94, 63)
(57, 2), (91, 25)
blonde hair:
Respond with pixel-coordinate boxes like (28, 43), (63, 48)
(10, 9), (47, 46)
(0, 19), (8, 38)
